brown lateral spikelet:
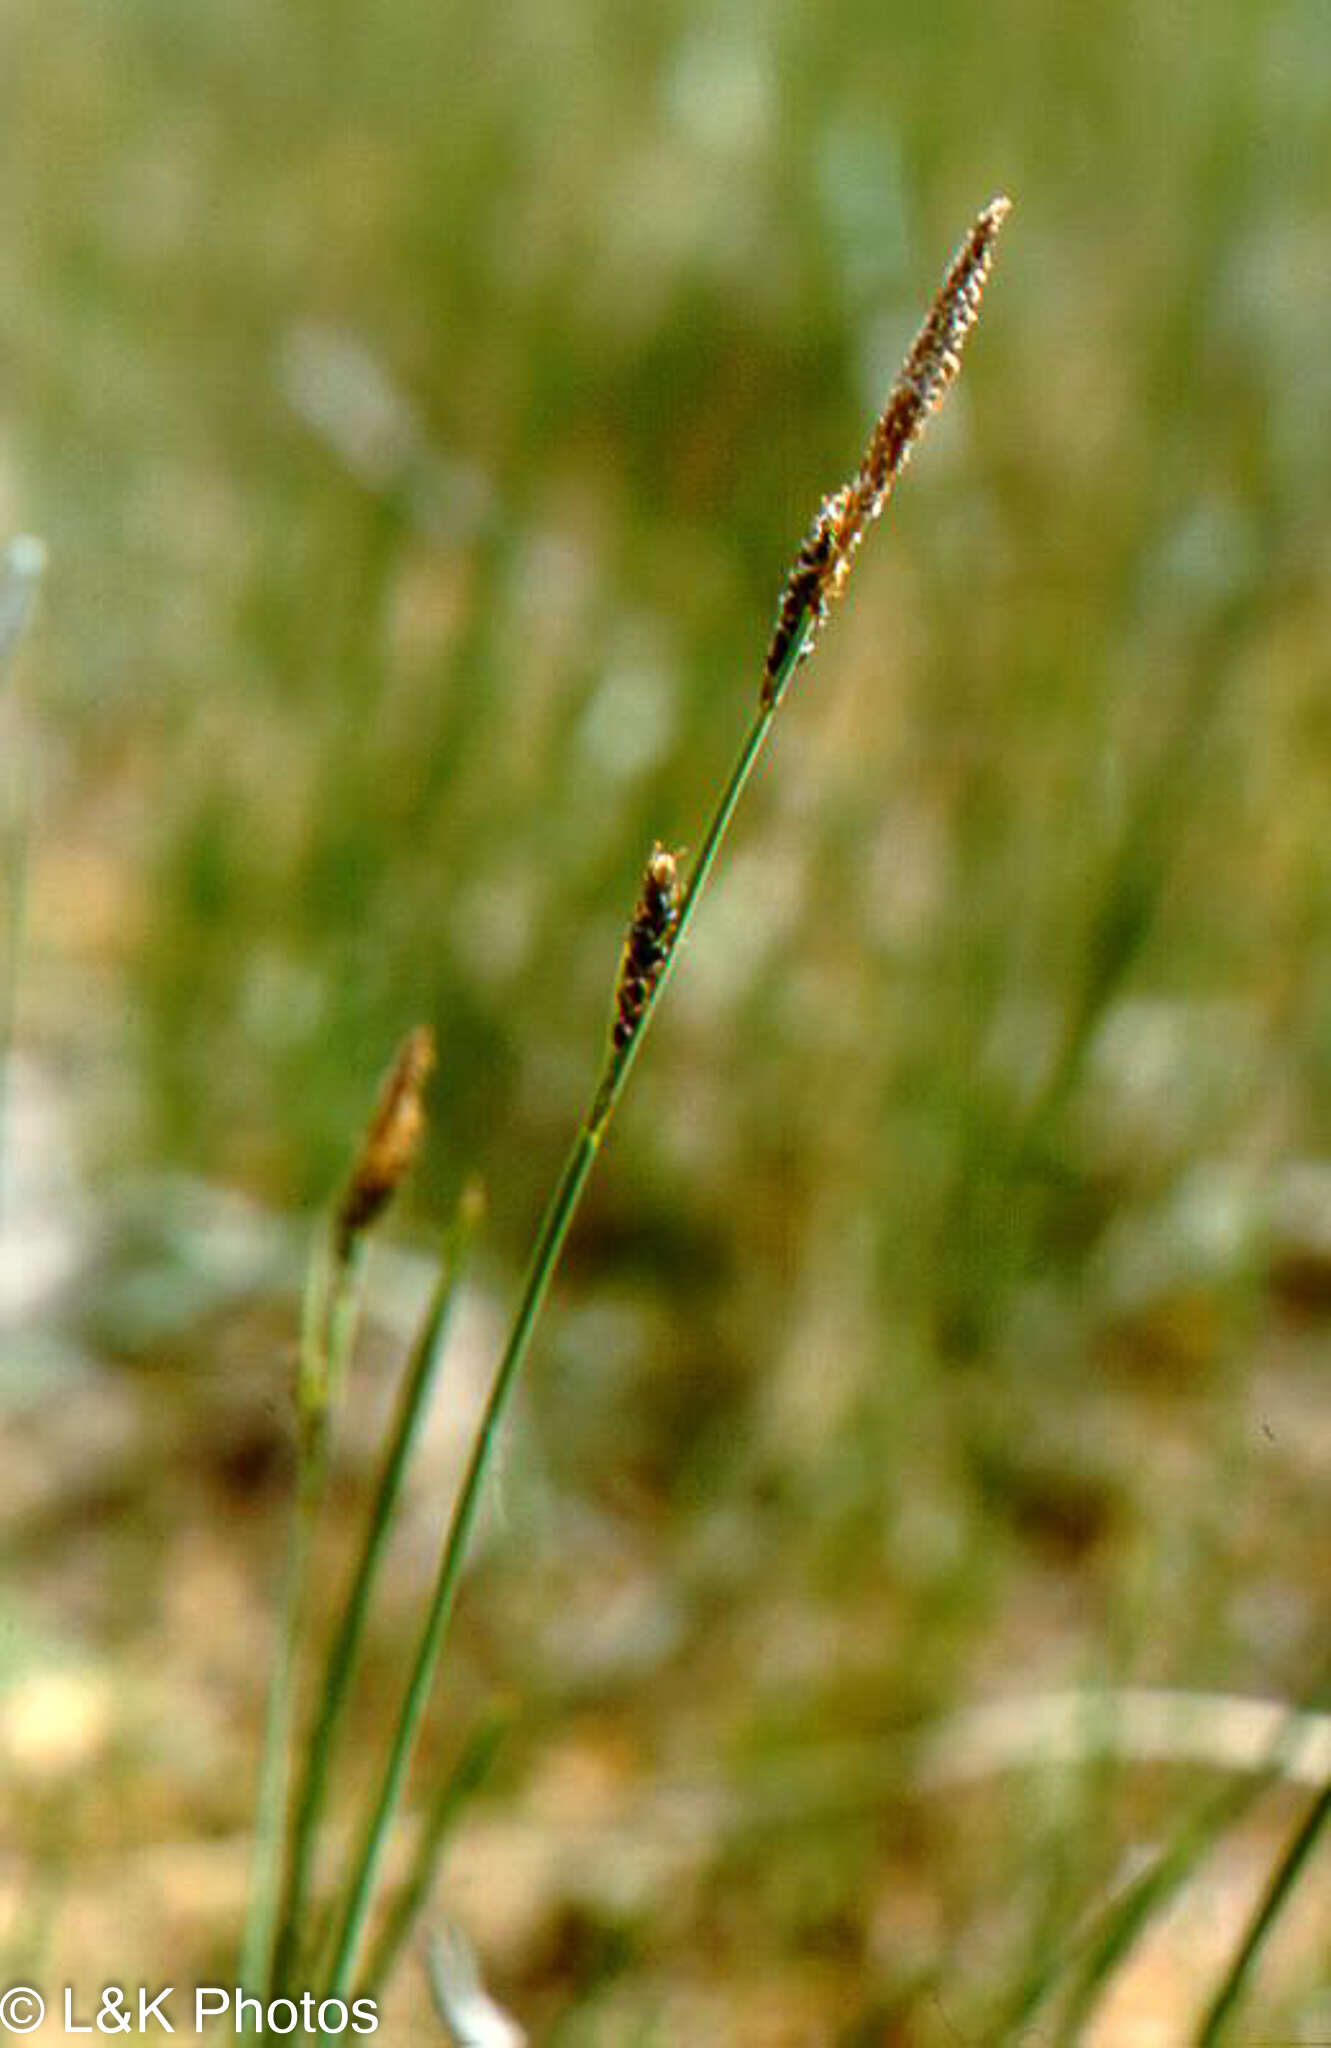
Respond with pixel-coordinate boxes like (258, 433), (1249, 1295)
(613, 844), (681, 1052)
(335, 1023), (436, 1259)
(763, 195), (1011, 702)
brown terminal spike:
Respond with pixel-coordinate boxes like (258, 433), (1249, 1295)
(613, 844), (681, 1052)
(335, 1023), (436, 1260)
(762, 195), (1011, 704)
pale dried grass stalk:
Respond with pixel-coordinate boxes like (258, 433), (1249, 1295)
(335, 1023), (436, 1261)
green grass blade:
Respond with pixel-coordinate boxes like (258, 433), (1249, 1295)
(316, 1121), (601, 2019)
(238, 1233), (367, 2011)
(357, 1709), (509, 1999)
(1038, 1775), (1260, 2047)
(270, 1193), (480, 1994)
(1194, 1775), (1331, 2047)
(1036, 1697), (1322, 2047)
(237, 1458), (322, 2008)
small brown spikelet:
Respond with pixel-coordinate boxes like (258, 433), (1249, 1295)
(335, 1023), (436, 1259)
(762, 485), (854, 694)
(613, 843), (681, 1052)
(762, 195), (1010, 704)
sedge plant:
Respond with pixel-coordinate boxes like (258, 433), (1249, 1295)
(247, 193), (1324, 2041)
(242, 194), (1013, 2035)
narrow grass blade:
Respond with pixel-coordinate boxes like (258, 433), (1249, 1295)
(1033, 1696), (1324, 2047)
(1003, 1777), (1254, 2046)
(359, 1710), (509, 1999)
(1194, 1775), (1331, 2047)
(316, 1124), (600, 2023)
(237, 1457), (322, 2007)
(238, 1234), (369, 2010)
(270, 1191), (481, 1994)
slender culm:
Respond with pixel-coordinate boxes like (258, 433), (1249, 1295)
(762, 194), (1010, 704)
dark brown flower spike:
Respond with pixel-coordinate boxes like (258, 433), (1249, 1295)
(613, 844), (682, 1052)
(763, 195), (1011, 704)
(335, 1023), (436, 1261)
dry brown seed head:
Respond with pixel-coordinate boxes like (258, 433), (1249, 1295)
(335, 1023), (436, 1257)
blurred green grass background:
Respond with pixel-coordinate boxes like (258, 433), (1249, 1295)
(2, 0), (1329, 2038)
